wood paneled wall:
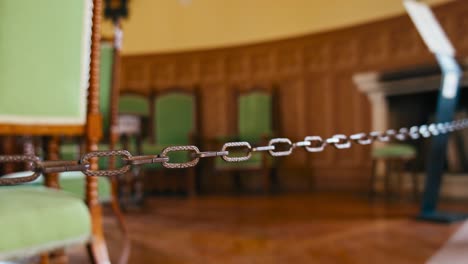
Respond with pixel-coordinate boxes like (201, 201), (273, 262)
(120, 1), (468, 191)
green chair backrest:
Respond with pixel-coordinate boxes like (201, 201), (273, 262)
(238, 92), (272, 142)
(0, 0), (92, 125)
(99, 42), (114, 133)
(119, 94), (150, 117)
(154, 93), (194, 145)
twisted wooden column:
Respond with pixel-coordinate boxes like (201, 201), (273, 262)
(109, 19), (131, 264)
(85, 0), (110, 263)
(45, 136), (60, 189)
(2, 136), (15, 173)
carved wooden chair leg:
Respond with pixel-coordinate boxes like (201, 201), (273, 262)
(411, 159), (420, 201)
(50, 249), (69, 264)
(39, 136), (70, 263)
(86, 201), (110, 264)
(2, 136), (16, 173)
(262, 167), (270, 194)
(369, 159), (377, 199)
(45, 136), (60, 189)
(271, 167), (278, 194)
(396, 159), (404, 200)
(22, 136), (35, 170)
(110, 176), (131, 264)
(44, 136), (69, 263)
(187, 168), (196, 197)
(384, 159), (392, 199)
(233, 171), (242, 194)
(40, 253), (50, 264)
(85, 170), (112, 264)
(134, 136), (145, 204)
(87, 238), (109, 264)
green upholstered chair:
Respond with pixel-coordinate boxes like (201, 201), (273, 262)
(117, 93), (150, 154)
(1, 171), (111, 202)
(117, 93), (150, 205)
(119, 93), (151, 118)
(0, 0), (112, 263)
(214, 88), (278, 193)
(369, 144), (419, 200)
(142, 88), (200, 196)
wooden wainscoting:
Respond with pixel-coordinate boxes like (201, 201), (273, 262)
(120, 1), (468, 191)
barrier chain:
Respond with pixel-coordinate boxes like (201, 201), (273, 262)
(1, 118), (467, 185)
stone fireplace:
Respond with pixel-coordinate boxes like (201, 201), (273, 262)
(353, 60), (468, 133)
(353, 61), (468, 198)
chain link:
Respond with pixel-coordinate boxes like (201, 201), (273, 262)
(221, 142), (252, 162)
(81, 150), (132, 177)
(1, 118), (467, 185)
(161, 146), (200, 168)
(268, 138), (293, 156)
(0, 155), (41, 185)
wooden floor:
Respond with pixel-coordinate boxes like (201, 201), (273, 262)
(70, 193), (466, 264)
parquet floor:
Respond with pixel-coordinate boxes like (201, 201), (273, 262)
(70, 193), (466, 263)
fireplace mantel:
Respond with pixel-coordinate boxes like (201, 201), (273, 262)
(353, 60), (468, 132)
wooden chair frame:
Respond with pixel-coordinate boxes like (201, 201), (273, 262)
(0, 1), (110, 262)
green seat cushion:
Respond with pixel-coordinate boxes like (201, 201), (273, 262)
(119, 95), (150, 116)
(0, 186), (91, 259)
(2, 171), (111, 202)
(372, 144), (417, 159)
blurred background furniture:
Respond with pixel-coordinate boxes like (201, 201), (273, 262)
(117, 92), (151, 206)
(213, 87), (279, 194)
(0, 0), (112, 262)
(141, 87), (201, 196)
(370, 144), (418, 200)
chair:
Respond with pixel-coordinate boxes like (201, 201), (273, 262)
(57, 38), (131, 262)
(57, 40), (116, 202)
(0, 0), (111, 262)
(369, 144), (419, 200)
(142, 88), (201, 196)
(117, 92), (150, 206)
(213, 87), (278, 193)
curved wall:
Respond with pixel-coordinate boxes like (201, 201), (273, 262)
(102, 0), (451, 54)
(119, 1), (468, 191)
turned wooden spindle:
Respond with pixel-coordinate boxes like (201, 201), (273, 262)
(45, 136), (60, 189)
(85, 0), (111, 263)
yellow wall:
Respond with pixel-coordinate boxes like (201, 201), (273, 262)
(103, 0), (452, 55)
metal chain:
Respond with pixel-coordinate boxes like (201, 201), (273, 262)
(1, 118), (467, 185)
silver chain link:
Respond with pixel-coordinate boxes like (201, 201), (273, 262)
(0, 118), (467, 185)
